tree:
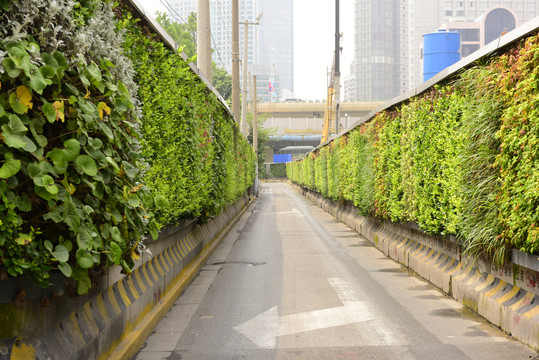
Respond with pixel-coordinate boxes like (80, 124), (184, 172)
(155, 12), (197, 60)
(247, 113), (278, 178)
(155, 12), (232, 102)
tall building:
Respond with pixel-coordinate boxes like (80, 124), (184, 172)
(409, 0), (539, 88)
(353, 0), (408, 101)
(166, 0), (258, 72)
(257, 0), (294, 99)
(166, 0), (294, 101)
(350, 0), (539, 101)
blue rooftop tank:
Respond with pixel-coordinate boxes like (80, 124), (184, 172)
(423, 30), (461, 82)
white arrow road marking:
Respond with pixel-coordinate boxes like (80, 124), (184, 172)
(234, 277), (383, 349)
(233, 301), (375, 349)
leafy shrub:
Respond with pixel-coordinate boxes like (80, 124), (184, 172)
(118, 9), (254, 224)
(0, 0), (254, 293)
(0, 1), (157, 292)
(286, 32), (539, 262)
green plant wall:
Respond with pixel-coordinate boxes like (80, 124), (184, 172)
(0, 0), (254, 293)
(287, 32), (539, 264)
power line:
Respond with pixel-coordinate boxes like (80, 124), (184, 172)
(210, 32), (226, 69)
(160, 0), (188, 24)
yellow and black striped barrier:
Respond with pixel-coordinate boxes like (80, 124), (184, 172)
(0, 194), (252, 360)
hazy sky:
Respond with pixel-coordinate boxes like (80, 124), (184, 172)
(136, 0), (354, 100)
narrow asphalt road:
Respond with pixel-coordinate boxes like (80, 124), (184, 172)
(135, 182), (538, 360)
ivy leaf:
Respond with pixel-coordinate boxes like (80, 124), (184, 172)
(9, 93), (27, 115)
(43, 206), (63, 223)
(14, 194), (31, 212)
(8, 46), (29, 70)
(52, 101), (65, 122)
(97, 122), (114, 140)
(42, 102), (56, 123)
(77, 276), (92, 295)
(121, 161), (137, 178)
(52, 245), (69, 262)
(39, 65), (56, 79)
(35, 183), (56, 201)
(58, 262), (72, 277)
(52, 51), (67, 67)
(22, 136), (37, 153)
(77, 227), (93, 250)
(29, 118), (47, 147)
(87, 62), (102, 83)
(88, 137), (103, 150)
(106, 157), (120, 172)
(64, 197), (80, 233)
(78, 99), (96, 114)
(76, 248), (94, 269)
(41, 174), (58, 194)
(97, 102), (111, 119)
(47, 148), (68, 173)
(2, 58), (21, 78)
(2, 114), (28, 148)
(75, 155), (97, 176)
(44, 240), (53, 252)
(42, 52), (59, 69)
(110, 226), (123, 244)
(64, 139), (81, 161)
(28, 69), (49, 94)
(128, 194), (140, 208)
(109, 242), (122, 265)
(0, 153), (21, 178)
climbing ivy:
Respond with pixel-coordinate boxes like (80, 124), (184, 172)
(0, 0), (254, 294)
(0, 9), (158, 292)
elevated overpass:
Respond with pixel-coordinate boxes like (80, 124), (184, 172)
(259, 101), (383, 159)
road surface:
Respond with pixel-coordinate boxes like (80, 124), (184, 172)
(135, 182), (538, 360)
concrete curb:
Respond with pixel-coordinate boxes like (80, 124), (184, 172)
(290, 182), (539, 350)
(107, 196), (254, 360)
(0, 195), (253, 360)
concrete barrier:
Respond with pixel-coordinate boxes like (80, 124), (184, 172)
(290, 182), (539, 350)
(0, 193), (252, 360)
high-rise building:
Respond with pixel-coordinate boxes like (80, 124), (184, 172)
(257, 0), (294, 99)
(409, 0), (539, 88)
(350, 0), (539, 101)
(352, 0), (408, 101)
(166, 0), (294, 101)
(166, 0), (257, 72)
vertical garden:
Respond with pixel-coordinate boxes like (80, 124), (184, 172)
(287, 33), (539, 264)
(0, 0), (254, 294)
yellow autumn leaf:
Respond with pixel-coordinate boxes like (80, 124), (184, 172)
(130, 184), (143, 194)
(16, 233), (32, 245)
(52, 101), (65, 122)
(16, 85), (33, 110)
(97, 102), (111, 119)
(130, 242), (140, 261)
(84, 87), (90, 99)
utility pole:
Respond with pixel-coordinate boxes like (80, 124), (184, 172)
(252, 75), (259, 195)
(240, 20), (249, 135)
(253, 75), (258, 157)
(197, 0), (212, 83)
(334, 0), (341, 134)
(240, 14), (262, 136)
(231, 0), (240, 122)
